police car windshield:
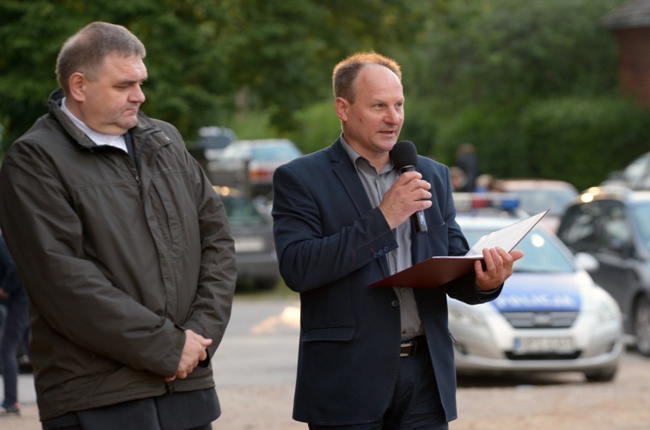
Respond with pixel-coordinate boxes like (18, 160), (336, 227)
(462, 227), (576, 273)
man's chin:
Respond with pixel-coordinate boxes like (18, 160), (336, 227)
(121, 116), (139, 131)
(380, 135), (399, 149)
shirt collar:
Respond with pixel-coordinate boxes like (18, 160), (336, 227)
(60, 97), (127, 152)
(339, 133), (394, 175)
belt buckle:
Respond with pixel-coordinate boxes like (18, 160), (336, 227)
(400, 340), (417, 357)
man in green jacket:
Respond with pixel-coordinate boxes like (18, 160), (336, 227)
(0, 21), (237, 430)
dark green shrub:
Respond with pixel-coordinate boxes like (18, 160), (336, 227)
(521, 96), (650, 190)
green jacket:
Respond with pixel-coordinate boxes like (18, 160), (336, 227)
(0, 89), (237, 421)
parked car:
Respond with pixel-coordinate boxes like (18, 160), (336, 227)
(556, 185), (650, 356)
(207, 139), (302, 198)
(498, 179), (578, 232)
(188, 126), (237, 176)
(601, 152), (650, 190)
(216, 186), (279, 290)
(194, 126), (237, 151)
(449, 195), (624, 381)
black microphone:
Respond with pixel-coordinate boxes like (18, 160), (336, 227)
(390, 140), (428, 233)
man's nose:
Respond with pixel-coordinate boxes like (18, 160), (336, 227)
(131, 85), (146, 104)
(385, 107), (403, 124)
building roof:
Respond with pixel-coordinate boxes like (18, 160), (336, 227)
(600, 0), (650, 30)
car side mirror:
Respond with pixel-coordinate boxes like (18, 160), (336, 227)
(575, 252), (599, 272)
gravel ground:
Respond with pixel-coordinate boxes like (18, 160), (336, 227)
(451, 352), (650, 430)
(4, 351), (649, 430)
(4, 295), (649, 430)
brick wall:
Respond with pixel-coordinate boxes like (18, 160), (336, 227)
(614, 27), (650, 106)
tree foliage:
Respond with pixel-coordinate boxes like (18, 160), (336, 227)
(0, 0), (235, 146)
(400, 0), (646, 189)
(0, 0), (424, 149)
(1, 0), (647, 191)
(408, 0), (620, 108)
(521, 96), (650, 190)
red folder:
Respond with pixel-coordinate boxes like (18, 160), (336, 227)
(370, 210), (548, 288)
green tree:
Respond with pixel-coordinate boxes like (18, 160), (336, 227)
(410, 0), (620, 108)
(400, 0), (644, 188)
(0, 0), (426, 151)
(521, 96), (650, 190)
(0, 0), (234, 147)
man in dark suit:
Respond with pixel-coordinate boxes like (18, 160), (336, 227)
(272, 52), (523, 429)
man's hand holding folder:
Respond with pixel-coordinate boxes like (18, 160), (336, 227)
(474, 247), (524, 292)
(371, 210), (547, 288)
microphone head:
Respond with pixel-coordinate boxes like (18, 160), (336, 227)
(390, 140), (418, 170)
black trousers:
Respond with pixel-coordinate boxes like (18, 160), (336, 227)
(42, 388), (219, 430)
(308, 345), (448, 430)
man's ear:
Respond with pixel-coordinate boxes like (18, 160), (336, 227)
(68, 72), (86, 102)
(334, 97), (349, 122)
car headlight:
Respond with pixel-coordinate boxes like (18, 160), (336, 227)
(594, 300), (620, 322)
(582, 288), (621, 323)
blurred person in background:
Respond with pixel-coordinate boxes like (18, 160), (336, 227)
(0, 234), (29, 416)
(450, 166), (467, 191)
(0, 22), (236, 430)
(272, 52), (521, 430)
(455, 143), (479, 192)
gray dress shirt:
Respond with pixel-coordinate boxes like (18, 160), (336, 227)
(340, 136), (423, 339)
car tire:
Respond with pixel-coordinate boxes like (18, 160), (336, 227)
(633, 294), (650, 357)
(584, 366), (617, 383)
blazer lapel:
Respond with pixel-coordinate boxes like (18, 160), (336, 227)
(329, 139), (393, 279)
(329, 139), (373, 217)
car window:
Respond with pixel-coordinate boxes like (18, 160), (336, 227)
(462, 227), (575, 273)
(621, 154), (650, 185)
(631, 202), (650, 250)
(600, 202), (632, 251)
(557, 204), (599, 247)
(221, 197), (267, 226)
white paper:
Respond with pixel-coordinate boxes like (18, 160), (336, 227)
(465, 210), (549, 256)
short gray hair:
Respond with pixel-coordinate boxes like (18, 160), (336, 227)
(55, 21), (146, 94)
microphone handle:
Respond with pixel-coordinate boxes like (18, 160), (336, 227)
(399, 166), (428, 233)
(412, 210), (428, 233)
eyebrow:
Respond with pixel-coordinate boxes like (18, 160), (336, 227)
(116, 77), (147, 86)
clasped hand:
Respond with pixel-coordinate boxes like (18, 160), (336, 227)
(165, 329), (212, 382)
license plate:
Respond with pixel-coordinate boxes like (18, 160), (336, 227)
(513, 336), (575, 354)
(234, 237), (265, 252)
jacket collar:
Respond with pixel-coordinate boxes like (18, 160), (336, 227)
(47, 88), (162, 151)
(329, 137), (374, 217)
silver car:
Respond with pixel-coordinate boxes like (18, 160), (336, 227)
(216, 187), (279, 290)
(449, 213), (624, 382)
(207, 139), (302, 198)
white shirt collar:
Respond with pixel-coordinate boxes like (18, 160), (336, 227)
(60, 97), (128, 153)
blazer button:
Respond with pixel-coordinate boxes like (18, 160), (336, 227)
(391, 300), (399, 307)
(383, 246), (390, 252)
(378, 250), (384, 256)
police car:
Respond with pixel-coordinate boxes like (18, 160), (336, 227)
(449, 193), (624, 382)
